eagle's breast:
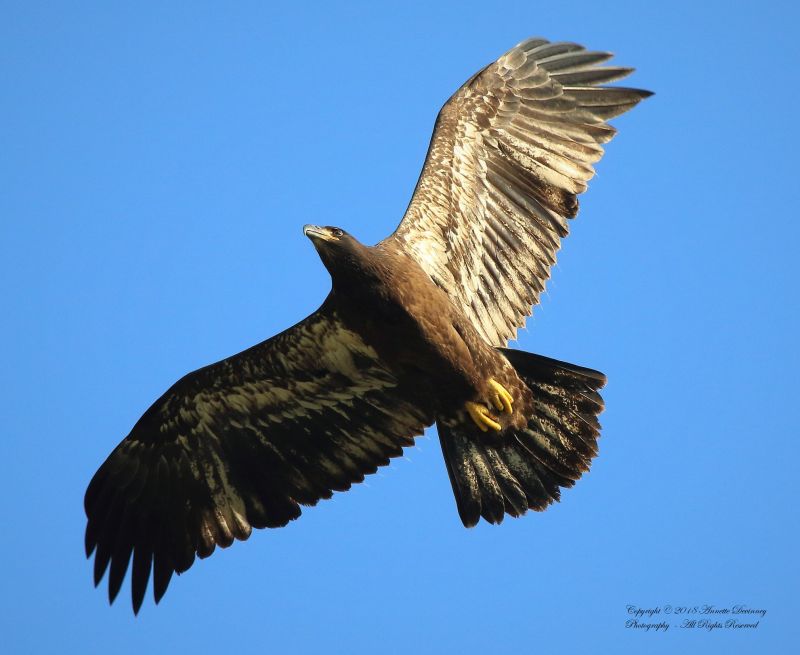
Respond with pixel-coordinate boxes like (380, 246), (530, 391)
(328, 245), (490, 409)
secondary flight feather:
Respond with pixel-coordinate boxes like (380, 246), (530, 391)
(85, 37), (650, 613)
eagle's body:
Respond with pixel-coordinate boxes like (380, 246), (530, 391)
(318, 237), (533, 429)
(85, 37), (650, 613)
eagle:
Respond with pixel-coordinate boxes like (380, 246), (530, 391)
(85, 37), (650, 613)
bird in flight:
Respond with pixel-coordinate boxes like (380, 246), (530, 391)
(85, 37), (650, 613)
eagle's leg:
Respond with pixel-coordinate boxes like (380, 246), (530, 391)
(488, 378), (513, 414)
(465, 379), (515, 432)
(465, 401), (501, 432)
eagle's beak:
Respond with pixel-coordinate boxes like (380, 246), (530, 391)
(303, 224), (335, 242)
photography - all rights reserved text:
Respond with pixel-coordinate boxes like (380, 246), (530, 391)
(624, 604), (766, 633)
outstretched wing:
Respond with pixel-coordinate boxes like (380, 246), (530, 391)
(385, 38), (651, 345)
(85, 300), (433, 613)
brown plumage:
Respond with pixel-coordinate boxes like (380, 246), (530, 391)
(85, 37), (650, 613)
(319, 235), (532, 426)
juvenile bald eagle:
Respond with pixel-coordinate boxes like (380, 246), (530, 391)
(85, 37), (650, 613)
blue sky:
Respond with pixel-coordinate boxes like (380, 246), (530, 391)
(2, 2), (797, 653)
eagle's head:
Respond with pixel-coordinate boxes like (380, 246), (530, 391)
(303, 224), (349, 245)
(303, 224), (371, 284)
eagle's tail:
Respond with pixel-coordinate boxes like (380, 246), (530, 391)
(437, 349), (606, 527)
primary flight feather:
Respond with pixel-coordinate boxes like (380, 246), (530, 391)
(85, 37), (650, 613)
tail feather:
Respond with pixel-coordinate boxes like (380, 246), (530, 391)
(481, 447), (528, 517)
(438, 349), (606, 527)
(439, 432), (482, 524)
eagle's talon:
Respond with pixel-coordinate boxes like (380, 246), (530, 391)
(465, 401), (502, 432)
(488, 378), (513, 414)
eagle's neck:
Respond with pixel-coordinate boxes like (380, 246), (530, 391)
(325, 243), (393, 295)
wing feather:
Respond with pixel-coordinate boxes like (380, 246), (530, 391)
(85, 300), (433, 612)
(386, 37), (650, 344)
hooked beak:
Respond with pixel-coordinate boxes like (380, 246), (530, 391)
(303, 224), (335, 242)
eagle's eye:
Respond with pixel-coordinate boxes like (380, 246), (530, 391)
(332, 228), (344, 238)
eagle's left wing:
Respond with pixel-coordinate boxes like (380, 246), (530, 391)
(85, 299), (433, 613)
(384, 38), (650, 346)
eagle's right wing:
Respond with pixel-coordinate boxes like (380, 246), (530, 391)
(384, 38), (650, 346)
(85, 299), (433, 613)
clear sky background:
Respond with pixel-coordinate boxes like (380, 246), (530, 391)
(2, 2), (797, 653)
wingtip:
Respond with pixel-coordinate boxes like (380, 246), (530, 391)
(85, 534), (96, 558)
(93, 554), (108, 588)
(108, 580), (122, 606)
(132, 579), (146, 616)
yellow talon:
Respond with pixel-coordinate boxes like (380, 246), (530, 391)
(488, 378), (514, 414)
(465, 401), (502, 432)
